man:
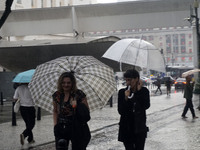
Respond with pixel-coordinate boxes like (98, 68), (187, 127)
(154, 78), (162, 95)
(118, 69), (150, 150)
(181, 75), (198, 119)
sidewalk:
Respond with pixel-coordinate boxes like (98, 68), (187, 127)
(0, 90), (200, 150)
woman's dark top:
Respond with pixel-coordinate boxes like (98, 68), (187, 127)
(52, 89), (91, 147)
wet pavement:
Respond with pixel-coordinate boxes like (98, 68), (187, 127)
(0, 86), (200, 150)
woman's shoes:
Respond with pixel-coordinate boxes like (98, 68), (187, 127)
(20, 134), (35, 145)
(29, 139), (35, 144)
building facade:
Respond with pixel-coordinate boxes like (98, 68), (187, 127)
(0, 0), (195, 73)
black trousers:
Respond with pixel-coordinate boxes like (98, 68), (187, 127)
(155, 86), (162, 94)
(123, 133), (146, 150)
(20, 106), (36, 142)
(182, 99), (196, 117)
(54, 123), (87, 150)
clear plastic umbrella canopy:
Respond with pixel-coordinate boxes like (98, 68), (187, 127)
(102, 38), (166, 73)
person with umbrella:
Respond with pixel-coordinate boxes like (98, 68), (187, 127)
(53, 72), (91, 150)
(165, 77), (171, 96)
(117, 69), (150, 150)
(181, 75), (198, 119)
(13, 83), (36, 145)
(154, 78), (162, 95)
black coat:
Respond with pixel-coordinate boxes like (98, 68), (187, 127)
(118, 87), (150, 142)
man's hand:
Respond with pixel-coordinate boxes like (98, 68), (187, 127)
(125, 86), (131, 100)
(137, 79), (143, 91)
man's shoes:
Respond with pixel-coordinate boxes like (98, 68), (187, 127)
(181, 116), (188, 119)
(193, 116), (198, 119)
(20, 134), (25, 145)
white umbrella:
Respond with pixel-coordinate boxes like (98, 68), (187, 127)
(182, 69), (200, 78)
(102, 38), (166, 72)
(29, 56), (116, 113)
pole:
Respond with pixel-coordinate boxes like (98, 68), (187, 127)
(0, 92), (3, 105)
(109, 96), (113, 107)
(194, 0), (200, 109)
(37, 107), (41, 120)
(12, 101), (17, 126)
(194, 1), (200, 69)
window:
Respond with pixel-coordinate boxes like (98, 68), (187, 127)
(189, 34), (192, 39)
(148, 35), (154, 41)
(180, 34), (185, 46)
(189, 41), (192, 46)
(166, 35), (171, 53)
(142, 36), (147, 40)
(181, 46), (186, 53)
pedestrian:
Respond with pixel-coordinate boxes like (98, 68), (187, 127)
(13, 83), (36, 145)
(117, 69), (150, 150)
(165, 77), (171, 96)
(181, 75), (198, 119)
(53, 72), (91, 150)
(154, 78), (162, 95)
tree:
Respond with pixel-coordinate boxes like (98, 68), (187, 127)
(0, 0), (14, 29)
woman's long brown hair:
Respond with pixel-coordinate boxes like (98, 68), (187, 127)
(57, 72), (77, 93)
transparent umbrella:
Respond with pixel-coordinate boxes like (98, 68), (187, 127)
(102, 38), (166, 72)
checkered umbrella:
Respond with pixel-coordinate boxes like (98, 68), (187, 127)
(29, 56), (116, 113)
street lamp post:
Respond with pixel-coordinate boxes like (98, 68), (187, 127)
(192, 0), (200, 109)
(185, 0), (200, 108)
(194, 0), (200, 69)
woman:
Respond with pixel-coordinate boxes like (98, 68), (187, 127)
(13, 83), (36, 145)
(118, 69), (150, 150)
(53, 72), (91, 150)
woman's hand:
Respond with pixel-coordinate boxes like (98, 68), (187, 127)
(71, 99), (77, 108)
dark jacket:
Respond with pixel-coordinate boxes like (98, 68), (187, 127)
(184, 82), (194, 99)
(118, 87), (150, 142)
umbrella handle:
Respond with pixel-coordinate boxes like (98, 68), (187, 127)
(120, 61), (122, 71)
(128, 93), (134, 99)
(127, 85), (134, 99)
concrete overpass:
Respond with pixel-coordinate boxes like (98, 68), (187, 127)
(0, 0), (196, 72)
